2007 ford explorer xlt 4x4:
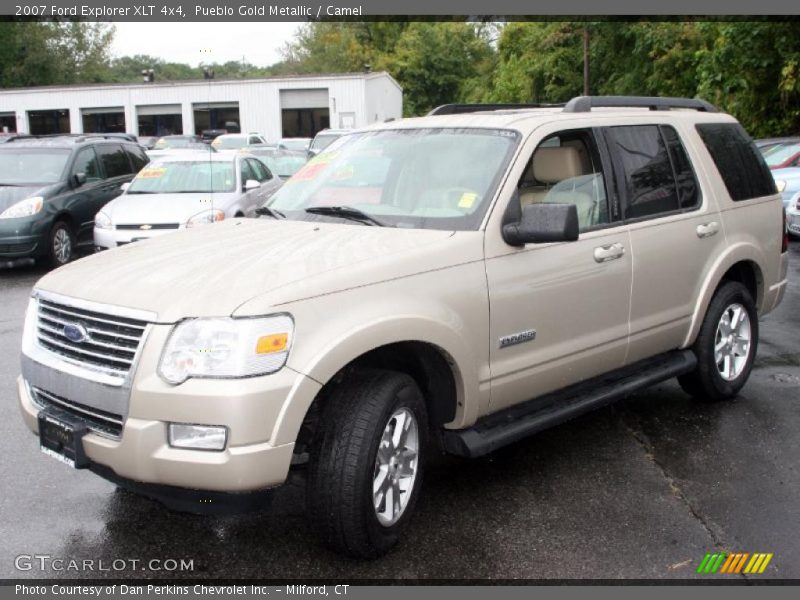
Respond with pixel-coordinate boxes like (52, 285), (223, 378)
(18, 96), (789, 557)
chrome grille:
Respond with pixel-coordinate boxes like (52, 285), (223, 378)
(36, 298), (147, 376)
(30, 386), (123, 438)
(116, 223), (179, 230)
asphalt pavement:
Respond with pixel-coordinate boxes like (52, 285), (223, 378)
(1, 244), (798, 581)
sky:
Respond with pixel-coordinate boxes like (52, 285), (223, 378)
(111, 22), (303, 67)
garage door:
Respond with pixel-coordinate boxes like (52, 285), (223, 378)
(280, 89), (329, 109)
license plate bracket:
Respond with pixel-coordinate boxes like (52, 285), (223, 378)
(38, 409), (89, 469)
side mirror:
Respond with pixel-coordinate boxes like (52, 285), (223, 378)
(244, 179), (260, 191)
(120, 182), (130, 192)
(71, 172), (87, 188)
(502, 203), (579, 246)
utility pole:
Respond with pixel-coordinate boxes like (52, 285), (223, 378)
(583, 25), (590, 96)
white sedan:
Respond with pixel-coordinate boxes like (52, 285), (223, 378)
(94, 151), (282, 250)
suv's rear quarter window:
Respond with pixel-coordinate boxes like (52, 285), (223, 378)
(695, 123), (776, 201)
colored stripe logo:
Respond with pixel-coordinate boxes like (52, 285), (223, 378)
(697, 552), (773, 574)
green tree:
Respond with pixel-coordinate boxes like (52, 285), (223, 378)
(696, 22), (800, 136)
(0, 21), (114, 88)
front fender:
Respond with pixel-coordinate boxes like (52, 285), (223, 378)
(262, 265), (490, 446)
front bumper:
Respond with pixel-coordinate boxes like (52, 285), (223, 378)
(0, 218), (46, 258)
(94, 226), (179, 250)
(18, 320), (322, 494)
(787, 210), (800, 236)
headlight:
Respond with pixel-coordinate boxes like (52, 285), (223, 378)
(0, 196), (43, 219)
(158, 315), (293, 385)
(186, 209), (224, 228)
(775, 180), (787, 193)
(94, 211), (112, 229)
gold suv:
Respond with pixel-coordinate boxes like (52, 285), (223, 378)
(18, 96), (789, 558)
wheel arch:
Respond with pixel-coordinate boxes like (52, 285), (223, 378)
(682, 244), (766, 348)
(271, 315), (481, 448)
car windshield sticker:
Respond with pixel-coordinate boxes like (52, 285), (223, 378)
(138, 167), (166, 179)
(458, 192), (478, 209)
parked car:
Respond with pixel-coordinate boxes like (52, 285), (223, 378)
(770, 167), (800, 210)
(0, 135), (147, 266)
(762, 140), (800, 169)
(211, 133), (268, 153)
(200, 129), (228, 144)
(307, 128), (350, 158)
(786, 191), (800, 238)
(17, 96), (788, 558)
(243, 147), (307, 180)
(93, 151), (281, 250)
(138, 136), (158, 150)
(147, 142), (216, 160)
(755, 136), (800, 153)
(152, 135), (202, 151)
(277, 137), (312, 152)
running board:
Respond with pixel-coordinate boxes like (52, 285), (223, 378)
(442, 350), (697, 458)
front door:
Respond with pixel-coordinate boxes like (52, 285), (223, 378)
(484, 126), (633, 412)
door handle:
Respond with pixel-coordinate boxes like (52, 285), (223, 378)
(696, 221), (720, 238)
(594, 242), (625, 263)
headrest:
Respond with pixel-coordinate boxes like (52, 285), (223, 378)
(533, 146), (584, 184)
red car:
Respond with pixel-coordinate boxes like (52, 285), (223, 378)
(763, 141), (800, 169)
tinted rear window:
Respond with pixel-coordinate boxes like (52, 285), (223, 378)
(696, 123), (776, 201)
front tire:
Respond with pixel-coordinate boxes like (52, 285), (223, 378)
(307, 369), (428, 558)
(47, 220), (76, 268)
(678, 281), (758, 401)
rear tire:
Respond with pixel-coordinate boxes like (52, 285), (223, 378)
(306, 369), (428, 558)
(678, 281), (758, 401)
(46, 220), (76, 268)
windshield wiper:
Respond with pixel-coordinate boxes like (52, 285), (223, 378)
(126, 190), (159, 194)
(305, 206), (390, 227)
(255, 206), (286, 219)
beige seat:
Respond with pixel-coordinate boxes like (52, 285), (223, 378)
(519, 146), (585, 207)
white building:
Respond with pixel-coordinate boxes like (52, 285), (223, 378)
(0, 71), (402, 140)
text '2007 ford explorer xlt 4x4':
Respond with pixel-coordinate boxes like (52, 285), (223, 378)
(18, 96), (789, 558)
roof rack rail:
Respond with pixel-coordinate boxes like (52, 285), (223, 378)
(428, 103), (563, 116)
(563, 95), (718, 113)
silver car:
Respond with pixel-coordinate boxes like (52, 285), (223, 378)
(93, 152), (282, 249)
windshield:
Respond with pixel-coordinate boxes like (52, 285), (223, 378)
(764, 142), (800, 166)
(0, 148), (70, 185)
(268, 128), (519, 230)
(212, 137), (247, 149)
(310, 133), (341, 152)
(127, 161), (235, 194)
(259, 154), (307, 178)
(280, 139), (310, 152)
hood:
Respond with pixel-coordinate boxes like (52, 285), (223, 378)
(0, 185), (50, 212)
(35, 219), (474, 322)
(105, 192), (236, 225)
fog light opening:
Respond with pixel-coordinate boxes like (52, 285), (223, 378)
(168, 423), (228, 451)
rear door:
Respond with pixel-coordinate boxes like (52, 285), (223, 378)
(603, 124), (725, 361)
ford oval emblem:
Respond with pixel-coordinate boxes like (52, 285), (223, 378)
(63, 323), (89, 343)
